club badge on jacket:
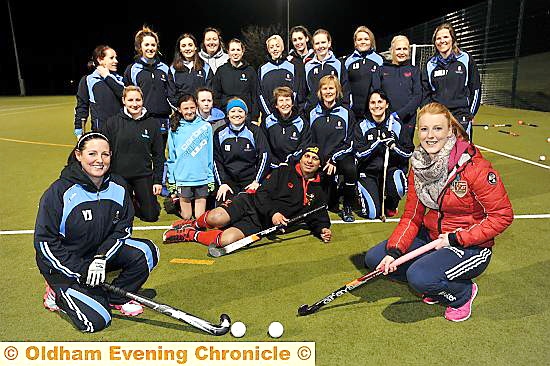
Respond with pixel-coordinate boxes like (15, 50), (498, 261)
(451, 180), (468, 198)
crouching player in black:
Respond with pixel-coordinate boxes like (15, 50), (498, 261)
(163, 145), (331, 246)
(354, 90), (413, 219)
(34, 132), (159, 333)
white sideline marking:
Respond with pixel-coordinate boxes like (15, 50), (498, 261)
(0, 103), (73, 117)
(477, 145), (550, 170)
(3, 214), (549, 235)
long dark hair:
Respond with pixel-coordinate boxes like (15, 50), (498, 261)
(172, 33), (204, 72)
(67, 132), (110, 165)
(170, 94), (198, 132)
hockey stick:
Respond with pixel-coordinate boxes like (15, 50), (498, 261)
(297, 238), (442, 316)
(473, 123), (512, 127)
(208, 205), (327, 258)
(102, 283), (231, 336)
(380, 116), (394, 222)
(498, 130), (519, 136)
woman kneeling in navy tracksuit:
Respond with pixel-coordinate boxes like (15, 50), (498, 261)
(34, 132), (159, 332)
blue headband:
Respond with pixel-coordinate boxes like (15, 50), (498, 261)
(226, 99), (248, 114)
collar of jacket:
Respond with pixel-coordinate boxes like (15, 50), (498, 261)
(60, 162), (111, 193)
(180, 115), (205, 126)
(123, 107), (148, 120)
(311, 51), (336, 65)
(199, 49), (226, 60)
(138, 56), (160, 67)
(315, 99), (342, 114)
(228, 60), (249, 70)
(353, 49), (374, 58)
(266, 56), (286, 65)
(382, 59), (412, 67)
(273, 107), (300, 125)
(448, 138), (475, 171)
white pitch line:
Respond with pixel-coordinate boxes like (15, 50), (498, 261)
(0, 103), (73, 117)
(2, 214), (549, 235)
(477, 145), (550, 170)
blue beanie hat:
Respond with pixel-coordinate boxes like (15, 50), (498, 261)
(226, 98), (248, 114)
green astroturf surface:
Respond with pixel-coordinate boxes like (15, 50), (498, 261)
(1, 97), (549, 365)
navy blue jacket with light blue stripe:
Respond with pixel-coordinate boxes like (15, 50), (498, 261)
(354, 112), (413, 173)
(74, 70), (124, 130)
(167, 63), (213, 108)
(422, 51), (481, 120)
(123, 57), (171, 117)
(304, 52), (351, 111)
(213, 122), (271, 189)
(257, 57), (306, 117)
(262, 108), (311, 168)
(308, 101), (355, 163)
(342, 49), (384, 119)
(34, 163), (133, 280)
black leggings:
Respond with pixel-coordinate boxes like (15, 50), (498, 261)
(124, 175), (160, 222)
(322, 154), (357, 209)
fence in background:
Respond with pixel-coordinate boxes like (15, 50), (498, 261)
(378, 0), (550, 111)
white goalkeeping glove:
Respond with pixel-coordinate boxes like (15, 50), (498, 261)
(86, 255), (107, 287)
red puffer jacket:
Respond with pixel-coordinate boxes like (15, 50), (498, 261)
(387, 139), (513, 255)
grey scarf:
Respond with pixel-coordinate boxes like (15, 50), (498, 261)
(411, 135), (457, 209)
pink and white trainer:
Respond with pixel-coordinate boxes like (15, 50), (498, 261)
(111, 300), (144, 317)
(43, 285), (60, 312)
(444, 283), (478, 322)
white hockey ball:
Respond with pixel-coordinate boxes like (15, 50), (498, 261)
(268, 321), (284, 338)
(230, 322), (246, 338)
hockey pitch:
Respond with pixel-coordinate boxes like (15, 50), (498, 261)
(0, 96), (549, 365)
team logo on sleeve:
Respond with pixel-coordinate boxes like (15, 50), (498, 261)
(487, 172), (497, 185)
(450, 180), (468, 198)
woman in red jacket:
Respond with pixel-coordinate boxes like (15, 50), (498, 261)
(364, 102), (513, 322)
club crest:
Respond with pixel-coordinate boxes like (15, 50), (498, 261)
(451, 180), (468, 198)
(487, 172), (497, 185)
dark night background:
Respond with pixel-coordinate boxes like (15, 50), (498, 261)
(0, 0), (500, 95)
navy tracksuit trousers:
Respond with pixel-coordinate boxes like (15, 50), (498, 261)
(364, 228), (491, 308)
(43, 238), (159, 332)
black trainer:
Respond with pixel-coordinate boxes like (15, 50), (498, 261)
(339, 206), (355, 222)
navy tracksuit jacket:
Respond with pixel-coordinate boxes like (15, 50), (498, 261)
(342, 49), (384, 119)
(257, 57), (307, 117)
(74, 70), (124, 130)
